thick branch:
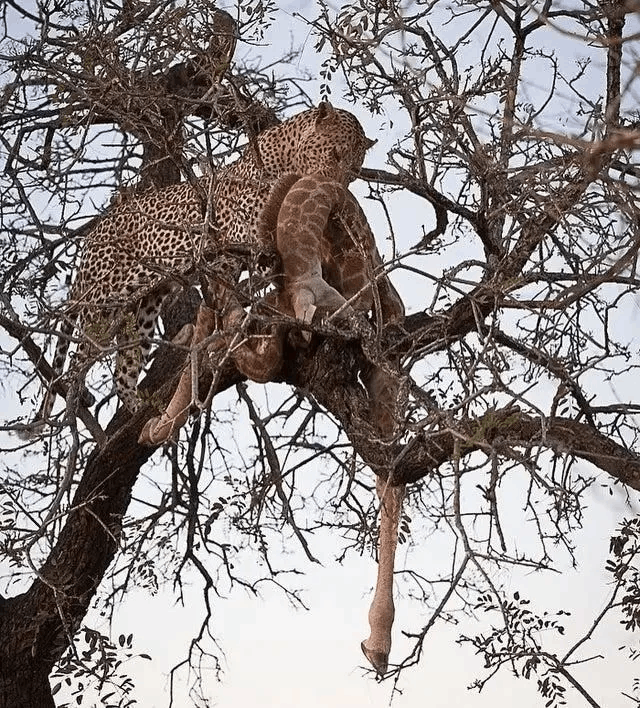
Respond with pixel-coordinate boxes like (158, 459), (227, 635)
(360, 166), (477, 224)
(293, 337), (640, 489)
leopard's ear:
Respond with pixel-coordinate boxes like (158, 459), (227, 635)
(315, 100), (335, 126)
(365, 136), (377, 150)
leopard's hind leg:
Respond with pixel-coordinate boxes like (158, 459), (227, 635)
(114, 287), (171, 412)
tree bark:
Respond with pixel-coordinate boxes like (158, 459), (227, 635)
(0, 628), (56, 708)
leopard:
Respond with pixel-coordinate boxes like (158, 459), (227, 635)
(28, 102), (377, 430)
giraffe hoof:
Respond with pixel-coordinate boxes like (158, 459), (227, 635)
(138, 418), (159, 446)
(303, 303), (317, 324)
(361, 641), (388, 676)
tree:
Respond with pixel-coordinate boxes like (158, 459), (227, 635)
(1, 1), (640, 706)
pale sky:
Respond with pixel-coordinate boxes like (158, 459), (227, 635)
(82, 471), (632, 707)
(2, 2), (640, 707)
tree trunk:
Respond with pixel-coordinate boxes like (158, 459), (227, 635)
(0, 296), (206, 707)
(0, 667), (55, 708)
(0, 596), (56, 708)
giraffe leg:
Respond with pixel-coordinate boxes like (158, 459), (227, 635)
(361, 476), (405, 676)
(337, 191), (406, 326)
(359, 360), (406, 674)
(276, 175), (352, 339)
(227, 290), (290, 383)
(377, 276), (405, 325)
(139, 304), (216, 445)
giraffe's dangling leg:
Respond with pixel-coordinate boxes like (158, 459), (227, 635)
(361, 476), (405, 676)
(359, 360), (407, 675)
(139, 303), (216, 444)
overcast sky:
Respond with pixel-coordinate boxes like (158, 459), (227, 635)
(2, 2), (640, 707)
